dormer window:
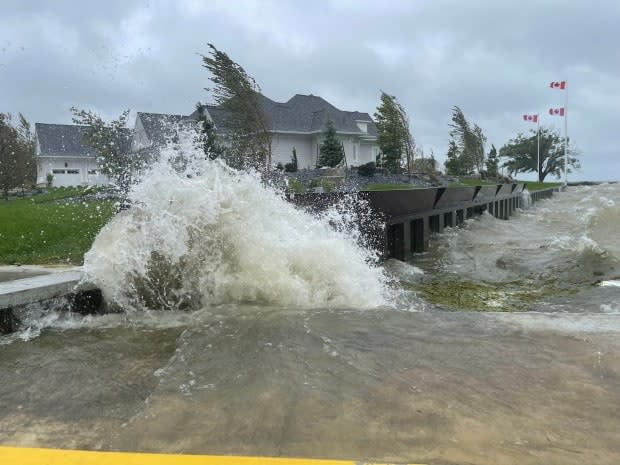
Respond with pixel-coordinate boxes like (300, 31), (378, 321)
(356, 121), (368, 133)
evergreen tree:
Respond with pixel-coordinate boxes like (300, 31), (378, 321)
(500, 128), (578, 182)
(444, 140), (462, 176)
(201, 43), (271, 171)
(194, 102), (224, 160)
(284, 147), (298, 172)
(318, 120), (344, 167)
(374, 92), (415, 174)
(486, 144), (499, 178)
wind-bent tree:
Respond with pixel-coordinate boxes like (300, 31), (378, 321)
(318, 120), (344, 167)
(0, 113), (36, 199)
(374, 91), (415, 173)
(446, 106), (486, 175)
(500, 128), (579, 182)
(486, 144), (499, 178)
(201, 43), (271, 171)
(71, 107), (135, 190)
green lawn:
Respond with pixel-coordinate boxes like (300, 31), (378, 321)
(0, 189), (116, 265)
(362, 183), (422, 191)
(520, 181), (562, 191)
(448, 178), (497, 188)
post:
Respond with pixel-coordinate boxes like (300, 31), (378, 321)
(537, 117), (540, 182)
(564, 82), (568, 185)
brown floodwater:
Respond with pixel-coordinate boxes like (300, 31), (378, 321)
(1, 307), (619, 465)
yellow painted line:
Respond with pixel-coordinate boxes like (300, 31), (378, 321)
(0, 446), (424, 465)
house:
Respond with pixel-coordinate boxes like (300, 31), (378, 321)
(35, 123), (111, 187)
(196, 94), (379, 169)
(35, 93), (379, 186)
(132, 112), (196, 153)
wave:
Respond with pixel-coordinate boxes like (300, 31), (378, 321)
(83, 137), (391, 312)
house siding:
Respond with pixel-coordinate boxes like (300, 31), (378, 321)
(271, 133), (314, 169)
(37, 157), (109, 187)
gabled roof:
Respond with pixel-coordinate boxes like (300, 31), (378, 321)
(35, 123), (97, 157)
(136, 112), (197, 146)
(192, 94), (377, 136)
(35, 123), (133, 157)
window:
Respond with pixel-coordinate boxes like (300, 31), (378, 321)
(67, 169), (79, 174)
(88, 169), (99, 175)
(52, 169), (66, 174)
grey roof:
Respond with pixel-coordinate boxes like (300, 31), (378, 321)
(137, 112), (198, 146)
(191, 94), (377, 137)
(35, 123), (97, 157)
(35, 123), (133, 157)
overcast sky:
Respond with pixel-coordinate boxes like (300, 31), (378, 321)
(2, 0), (619, 181)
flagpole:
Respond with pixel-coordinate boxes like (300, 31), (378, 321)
(564, 82), (568, 185)
(537, 116), (540, 182)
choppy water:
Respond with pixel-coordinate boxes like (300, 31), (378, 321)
(1, 142), (619, 464)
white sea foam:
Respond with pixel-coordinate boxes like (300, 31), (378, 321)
(84, 137), (391, 311)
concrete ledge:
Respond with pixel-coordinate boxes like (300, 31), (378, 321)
(0, 270), (93, 309)
(0, 271), (102, 334)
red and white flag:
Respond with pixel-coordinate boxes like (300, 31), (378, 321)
(550, 81), (566, 89)
(523, 114), (538, 123)
(549, 107), (565, 116)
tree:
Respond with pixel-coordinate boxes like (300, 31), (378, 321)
(318, 120), (344, 167)
(194, 102), (224, 160)
(374, 91), (415, 174)
(0, 113), (36, 199)
(444, 140), (462, 176)
(201, 43), (271, 171)
(284, 147), (298, 172)
(413, 148), (438, 174)
(500, 127), (579, 182)
(71, 107), (135, 191)
(447, 106), (486, 175)
(486, 144), (499, 178)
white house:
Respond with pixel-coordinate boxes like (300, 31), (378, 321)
(35, 93), (379, 186)
(197, 94), (379, 169)
(35, 123), (110, 187)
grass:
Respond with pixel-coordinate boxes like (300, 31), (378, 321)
(0, 189), (116, 265)
(519, 181), (562, 191)
(362, 183), (421, 191)
(448, 178), (562, 191)
(448, 178), (497, 188)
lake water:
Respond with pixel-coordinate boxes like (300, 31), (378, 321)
(1, 147), (619, 465)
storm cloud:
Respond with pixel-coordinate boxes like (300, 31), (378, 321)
(2, 0), (618, 180)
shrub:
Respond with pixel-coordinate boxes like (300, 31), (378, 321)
(46, 173), (54, 188)
(308, 178), (335, 192)
(284, 147), (298, 172)
(357, 162), (376, 177)
(287, 178), (306, 193)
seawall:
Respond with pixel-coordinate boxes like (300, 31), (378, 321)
(290, 184), (558, 261)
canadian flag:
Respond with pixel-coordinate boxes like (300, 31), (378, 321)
(549, 107), (565, 116)
(523, 114), (538, 123)
(550, 81), (566, 89)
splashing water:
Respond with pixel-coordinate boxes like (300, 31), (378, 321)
(83, 137), (391, 311)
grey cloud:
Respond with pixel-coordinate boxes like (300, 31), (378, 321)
(1, 0), (618, 180)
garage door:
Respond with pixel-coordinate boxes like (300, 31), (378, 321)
(52, 169), (81, 187)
